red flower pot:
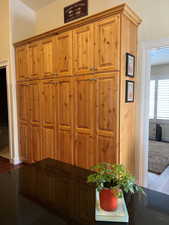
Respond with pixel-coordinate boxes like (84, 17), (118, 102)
(99, 189), (118, 211)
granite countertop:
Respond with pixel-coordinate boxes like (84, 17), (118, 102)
(0, 158), (168, 225)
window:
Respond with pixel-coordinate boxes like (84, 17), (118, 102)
(149, 78), (169, 120)
(149, 80), (155, 119)
(157, 79), (169, 119)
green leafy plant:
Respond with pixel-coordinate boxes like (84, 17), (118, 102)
(87, 163), (144, 198)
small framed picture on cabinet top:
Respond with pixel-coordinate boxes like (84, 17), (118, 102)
(126, 53), (135, 77)
(125, 80), (134, 103)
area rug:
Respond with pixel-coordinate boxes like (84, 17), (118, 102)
(149, 141), (169, 174)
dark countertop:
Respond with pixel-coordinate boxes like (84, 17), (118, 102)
(0, 158), (168, 225)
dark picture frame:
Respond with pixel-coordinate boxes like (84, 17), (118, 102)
(126, 53), (135, 77)
(125, 80), (135, 103)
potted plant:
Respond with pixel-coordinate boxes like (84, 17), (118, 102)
(87, 163), (144, 212)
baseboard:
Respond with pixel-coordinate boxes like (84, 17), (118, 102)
(10, 158), (22, 165)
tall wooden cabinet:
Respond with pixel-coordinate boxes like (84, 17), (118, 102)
(15, 4), (141, 174)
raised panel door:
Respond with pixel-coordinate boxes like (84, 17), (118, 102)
(19, 124), (30, 162)
(41, 79), (58, 160)
(28, 41), (41, 79)
(95, 15), (120, 72)
(17, 83), (30, 124)
(42, 127), (55, 159)
(96, 74), (119, 164)
(56, 31), (72, 75)
(30, 81), (41, 125)
(58, 78), (73, 164)
(73, 24), (94, 75)
(74, 76), (96, 169)
(41, 37), (56, 77)
(42, 80), (57, 127)
(16, 45), (28, 80)
(31, 125), (42, 162)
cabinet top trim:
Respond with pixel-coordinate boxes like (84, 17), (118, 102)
(14, 3), (141, 47)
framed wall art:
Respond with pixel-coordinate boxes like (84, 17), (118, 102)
(126, 53), (135, 77)
(125, 80), (135, 103)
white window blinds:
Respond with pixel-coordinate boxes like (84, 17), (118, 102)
(149, 80), (155, 119)
(157, 79), (169, 119)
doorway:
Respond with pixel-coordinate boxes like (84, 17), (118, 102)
(147, 47), (169, 194)
(0, 67), (10, 159)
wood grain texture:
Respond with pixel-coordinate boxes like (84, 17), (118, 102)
(30, 125), (42, 162)
(41, 36), (57, 77)
(74, 75), (96, 168)
(94, 15), (120, 72)
(28, 41), (41, 79)
(16, 45), (28, 81)
(17, 82), (30, 124)
(73, 24), (94, 75)
(19, 123), (30, 162)
(119, 14), (138, 175)
(96, 73), (119, 164)
(29, 81), (42, 125)
(15, 5), (141, 172)
(56, 31), (73, 76)
(58, 77), (74, 164)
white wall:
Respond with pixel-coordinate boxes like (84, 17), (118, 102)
(11, 0), (36, 43)
(151, 64), (169, 77)
(0, 0), (37, 164)
(35, 0), (169, 43)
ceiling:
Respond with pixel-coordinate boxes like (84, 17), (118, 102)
(151, 48), (169, 66)
(21, 0), (56, 11)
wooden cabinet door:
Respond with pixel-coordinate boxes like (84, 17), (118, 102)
(41, 37), (56, 77)
(73, 24), (94, 75)
(17, 83), (30, 124)
(58, 78), (73, 164)
(30, 125), (42, 162)
(74, 76), (96, 169)
(19, 124), (30, 162)
(95, 15), (120, 72)
(28, 41), (41, 79)
(29, 81), (41, 125)
(16, 45), (28, 80)
(42, 127), (55, 159)
(56, 31), (72, 75)
(42, 80), (57, 127)
(41, 80), (58, 160)
(96, 74), (119, 164)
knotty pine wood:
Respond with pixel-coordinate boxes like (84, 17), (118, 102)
(30, 125), (42, 162)
(17, 82), (30, 124)
(29, 81), (41, 125)
(73, 24), (94, 75)
(96, 73), (119, 164)
(74, 75), (96, 168)
(15, 4), (141, 172)
(15, 45), (28, 81)
(19, 123), (30, 162)
(41, 36), (57, 78)
(94, 14), (120, 72)
(28, 41), (41, 79)
(58, 77), (74, 164)
(56, 31), (73, 76)
(42, 126), (55, 159)
(119, 14), (138, 175)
